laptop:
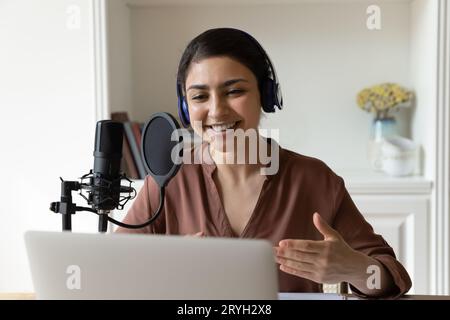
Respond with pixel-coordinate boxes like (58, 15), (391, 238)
(24, 231), (279, 300)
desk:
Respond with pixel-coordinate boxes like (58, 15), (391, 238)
(1, 292), (450, 300)
(279, 293), (349, 300)
(0, 293), (35, 300)
(279, 293), (450, 300)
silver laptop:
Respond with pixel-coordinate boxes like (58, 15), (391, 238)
(24, 231), (278, 300)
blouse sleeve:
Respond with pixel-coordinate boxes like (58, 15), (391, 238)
(332, 176), (412, 299)
(115, 175), (166, 234)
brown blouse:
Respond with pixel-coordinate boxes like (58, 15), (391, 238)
(116, 142), (411, 298)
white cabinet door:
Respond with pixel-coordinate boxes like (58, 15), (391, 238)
(351, 195), (429, 294)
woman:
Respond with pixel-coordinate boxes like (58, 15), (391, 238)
(116, 28), (411, 298)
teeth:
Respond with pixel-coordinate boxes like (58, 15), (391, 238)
(211, 122), (236, 132)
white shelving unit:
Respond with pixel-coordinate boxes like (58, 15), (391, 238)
(100, 0), (449, 294)
(343, 171), (432, 294)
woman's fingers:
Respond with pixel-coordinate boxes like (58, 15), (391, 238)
(275, 256), (316, 273)
(275, 242), (324, 282)
(279, 264), (315, 281)
(278, 239), (324, 253)
(275, 246), (317, 264)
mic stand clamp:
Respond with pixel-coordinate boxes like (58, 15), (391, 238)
(50, 177), (98, 232)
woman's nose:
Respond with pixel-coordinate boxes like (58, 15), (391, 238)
(208, 95), (230, 119)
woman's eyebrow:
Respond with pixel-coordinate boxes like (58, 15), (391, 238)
(187, 84), (208, 91)
(187, 78), (249, 91)
(221, 78), (248, 88)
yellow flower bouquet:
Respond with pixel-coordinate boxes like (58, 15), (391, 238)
(357, 83), (413, 119)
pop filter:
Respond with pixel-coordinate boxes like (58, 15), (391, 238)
(141, 112), (183, 188)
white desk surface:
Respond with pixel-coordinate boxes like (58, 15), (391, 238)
(279, 292), (450, 300)
(1, 292), (450, 300)
(279, 293), (350, 300)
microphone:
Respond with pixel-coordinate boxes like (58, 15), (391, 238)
(87, 120), (135, 232)
(50, 113), (183, 233)
(91, 120), (124, 212)
(50, 120), (136, 232)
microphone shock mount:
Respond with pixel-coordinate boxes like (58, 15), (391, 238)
(50, 171), (136, 233)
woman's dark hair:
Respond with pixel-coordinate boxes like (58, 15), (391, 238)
(177, 28), (271, 98)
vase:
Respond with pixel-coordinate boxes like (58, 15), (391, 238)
(368, 117), (398, 171)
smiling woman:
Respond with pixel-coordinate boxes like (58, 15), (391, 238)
(185, 57), (260, 155)
(116, 28), (412, 299)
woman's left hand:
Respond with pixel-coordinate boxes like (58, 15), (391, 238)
(275, 212), (366, 285)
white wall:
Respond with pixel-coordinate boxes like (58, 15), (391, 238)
(108, 0), (133, 116)
(128, 2), (411, 173)
(0, 0), (98, 292)
(410, 0), (437, 180)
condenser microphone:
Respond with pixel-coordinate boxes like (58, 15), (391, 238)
(88, 120), (131, 232)
(50, 113), (182, 232)
(91, 120), (124, 212)
(50, 119), (136, 232)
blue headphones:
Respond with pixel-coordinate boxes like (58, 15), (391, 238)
(176, 29), (283, 127)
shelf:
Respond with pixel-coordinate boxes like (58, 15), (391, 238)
(340, 171), (433, 195)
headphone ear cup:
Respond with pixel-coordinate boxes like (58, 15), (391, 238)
(177, 96), (190, 127)
(177, 84), (190, 127)
(181, 98), (190, 125)
(274, 82), (283, 109)
(262, 78), (276, 113)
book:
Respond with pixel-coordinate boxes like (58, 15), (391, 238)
(124, 121), (146, 179)
(111, 112), (139, 179)
(131, 122), (143, 154)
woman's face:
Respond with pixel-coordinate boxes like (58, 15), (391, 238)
(184, 56), (261, 151)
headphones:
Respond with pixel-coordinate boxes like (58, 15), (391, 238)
(176, 28), (283, 127)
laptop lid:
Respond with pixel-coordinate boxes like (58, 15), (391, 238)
(24, 231), (278, 300)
